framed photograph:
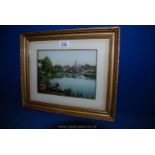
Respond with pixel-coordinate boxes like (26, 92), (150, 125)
(20, 27), (120, 121)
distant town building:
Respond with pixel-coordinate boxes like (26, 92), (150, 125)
(53, 59), (96, 74)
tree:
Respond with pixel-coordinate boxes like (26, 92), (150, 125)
(39, 56), (53, 73)
(85, 64), (90, 69)
(38, 56), (55, 87)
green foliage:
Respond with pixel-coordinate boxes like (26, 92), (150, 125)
(85, 64), (90, 67)
(83, 72), (96, 79)
(76, 91), (84, 97)
(38, 56), (56, 87)
(39, 56), (53, 73)
(64, 88), (72, 96)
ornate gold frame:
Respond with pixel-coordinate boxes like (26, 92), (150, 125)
(20, 27), (120, 121)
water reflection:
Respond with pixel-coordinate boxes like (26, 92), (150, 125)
(50, 75), (96, 99)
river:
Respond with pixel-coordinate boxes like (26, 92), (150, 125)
(49, 75), (96, 99)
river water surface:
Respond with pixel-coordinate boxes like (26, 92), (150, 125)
(49, 75), (96, 99)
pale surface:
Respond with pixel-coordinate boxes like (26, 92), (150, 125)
(29, 39), (109, 110)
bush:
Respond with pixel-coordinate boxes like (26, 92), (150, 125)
(64, 88), (72, 96)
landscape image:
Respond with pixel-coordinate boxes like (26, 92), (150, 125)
(37, 50), (97, 99)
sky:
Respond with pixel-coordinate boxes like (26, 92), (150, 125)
(38, 50), (97, 66)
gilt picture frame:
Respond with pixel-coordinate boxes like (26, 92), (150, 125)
(20, 27), (120, 121)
